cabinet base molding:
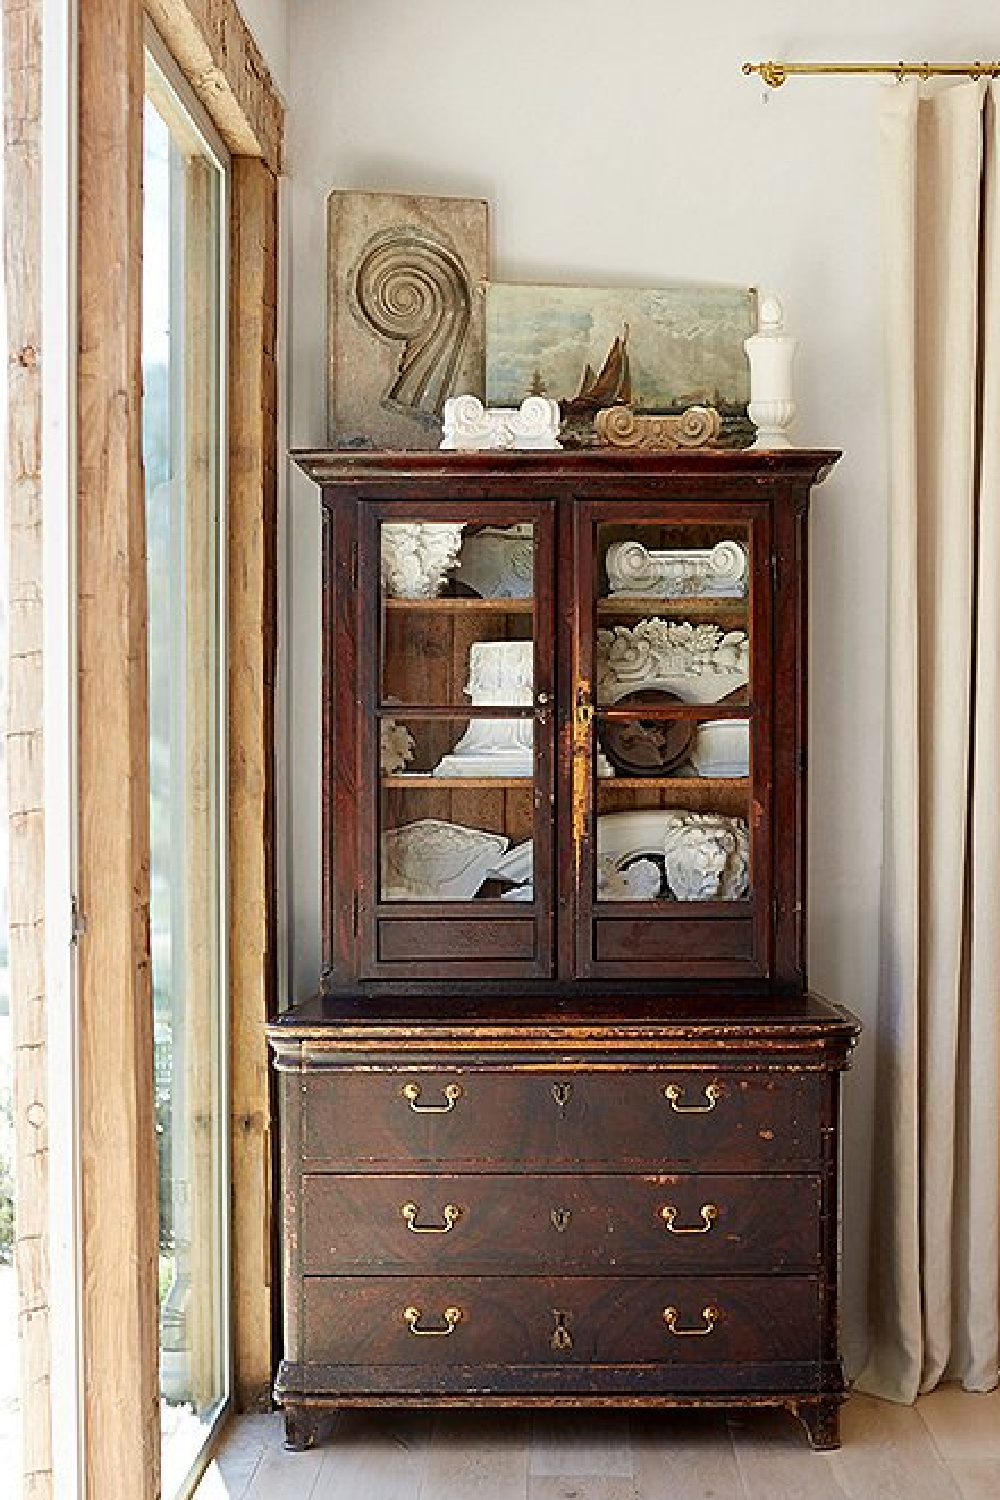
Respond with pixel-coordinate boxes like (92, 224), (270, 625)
(277, 1391), (846, 1452)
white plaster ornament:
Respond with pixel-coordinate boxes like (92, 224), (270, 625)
(432, 639), (611, 778)
(491, 811), (750, 904)
(605, 539), (748, 599)
(744, 294), (798, 449)
(452, 523), (534, 598)
(380, 819), (509, 902)
(689, 719), (750, 779)
(380, 719), (416, 775)
(596, 619), (749, 706)
(432, 640), (535, 778)
(380, 522), (465, 598)
(440, 394), (562, 450)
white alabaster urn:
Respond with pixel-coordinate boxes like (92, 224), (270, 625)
(744, 294), (798, 449)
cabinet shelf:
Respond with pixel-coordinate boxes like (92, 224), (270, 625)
(384, 596), (533, 613)
(598, 776), (747, 790)
(381, 775), (533, 789)
(596, 596), (748, 620)
(597, 703), (750, 720)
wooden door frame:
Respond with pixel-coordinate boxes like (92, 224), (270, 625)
(4, 0), (283, 1492)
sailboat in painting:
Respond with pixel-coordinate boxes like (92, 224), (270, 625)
(561, 324), (632, 418)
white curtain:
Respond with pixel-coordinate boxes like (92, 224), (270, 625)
(862, 78), (1000, 1402)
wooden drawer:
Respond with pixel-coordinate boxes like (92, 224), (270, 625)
(300, 1172), (822, 1274)
(300, 1274), (822, 1368)
(299, 1068), (824, 1171)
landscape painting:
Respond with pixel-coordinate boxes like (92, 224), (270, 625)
(486, 281), (757, 446)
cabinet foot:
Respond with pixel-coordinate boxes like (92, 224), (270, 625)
(283, 1405), (336, 1451)
(793, 1398), (841, 1450)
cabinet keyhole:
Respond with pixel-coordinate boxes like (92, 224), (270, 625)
(551, 1311), (573, 1351)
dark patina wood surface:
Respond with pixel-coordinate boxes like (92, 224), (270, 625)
(275, 451), (859, 1455)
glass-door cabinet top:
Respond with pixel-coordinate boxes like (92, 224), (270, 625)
(299, 448), (838, 993)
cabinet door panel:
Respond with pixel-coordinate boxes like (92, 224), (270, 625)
(377, 915), (537, 964)
(593, 914), (754, 966)
(356, 499), (557, 980)
(569, 501), (772, 983)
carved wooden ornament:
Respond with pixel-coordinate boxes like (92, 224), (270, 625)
(595, 404), (722, 450)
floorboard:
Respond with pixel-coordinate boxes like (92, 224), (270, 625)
(417, 1412), (531, 1500)
(202, 1390), (1000, 1500)
(631, 1410), (746, 1499)
(530, 1412), (633, 1478)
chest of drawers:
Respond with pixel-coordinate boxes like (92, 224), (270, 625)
(268, 996), (858, 1451)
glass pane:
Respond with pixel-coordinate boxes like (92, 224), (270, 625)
(592, 520), (752, 903)
(381, 521), (534, 706)
(143, 68), (228, 1495)
(379, 716), (535, 902)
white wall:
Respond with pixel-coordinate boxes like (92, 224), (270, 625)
(281, 0), (1000, 1374)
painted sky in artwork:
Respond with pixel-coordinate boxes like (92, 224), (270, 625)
(486, 283), (755, 410)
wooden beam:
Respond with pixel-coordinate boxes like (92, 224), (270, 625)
(2, 0), (53, 1493)
(143, 0), (283, 174)
(228, 154), (279, 1410)
(77, 0), (161, 1494)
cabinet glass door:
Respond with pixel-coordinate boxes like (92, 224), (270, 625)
(361, 504), (554, 979)
(574, 504), (769, 979)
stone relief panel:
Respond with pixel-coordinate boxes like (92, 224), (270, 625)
(327, 191), (488, 449)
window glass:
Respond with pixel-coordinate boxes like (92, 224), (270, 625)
(143, 47), (229, 1496)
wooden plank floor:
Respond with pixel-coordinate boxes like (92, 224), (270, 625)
(193, 1391), (1000, 1500)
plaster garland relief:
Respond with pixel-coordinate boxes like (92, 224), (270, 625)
(596, 619), (750, 705)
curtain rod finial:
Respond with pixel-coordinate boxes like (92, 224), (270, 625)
(743, 61), (788, 89)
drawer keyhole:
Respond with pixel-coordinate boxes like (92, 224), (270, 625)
(551, 1082), (573, 1109)
(551, 1207), (572, 1233)
(551, 1311), (573, 1351)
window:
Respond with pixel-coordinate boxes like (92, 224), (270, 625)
(142, 33), (230, 1497)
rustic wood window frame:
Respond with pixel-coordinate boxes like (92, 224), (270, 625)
(4, 0), (283, 1493)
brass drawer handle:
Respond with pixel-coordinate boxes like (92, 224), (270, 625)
(404, 1304), (462, 1337)
(661, 1203), (718, 1235)
(663, 1082), (721, 1114)
(402, 1082), (463, 1114)
(401, 1201), (462, 1234)
(663, 1303), (720, 1337)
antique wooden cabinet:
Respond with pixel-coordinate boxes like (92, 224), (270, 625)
(269, 449), (859, 1452)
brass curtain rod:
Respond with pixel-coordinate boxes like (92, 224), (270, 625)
(743, 60), (1000, 89)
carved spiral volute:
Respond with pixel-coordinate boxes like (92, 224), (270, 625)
(352, 227), (473, 418)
